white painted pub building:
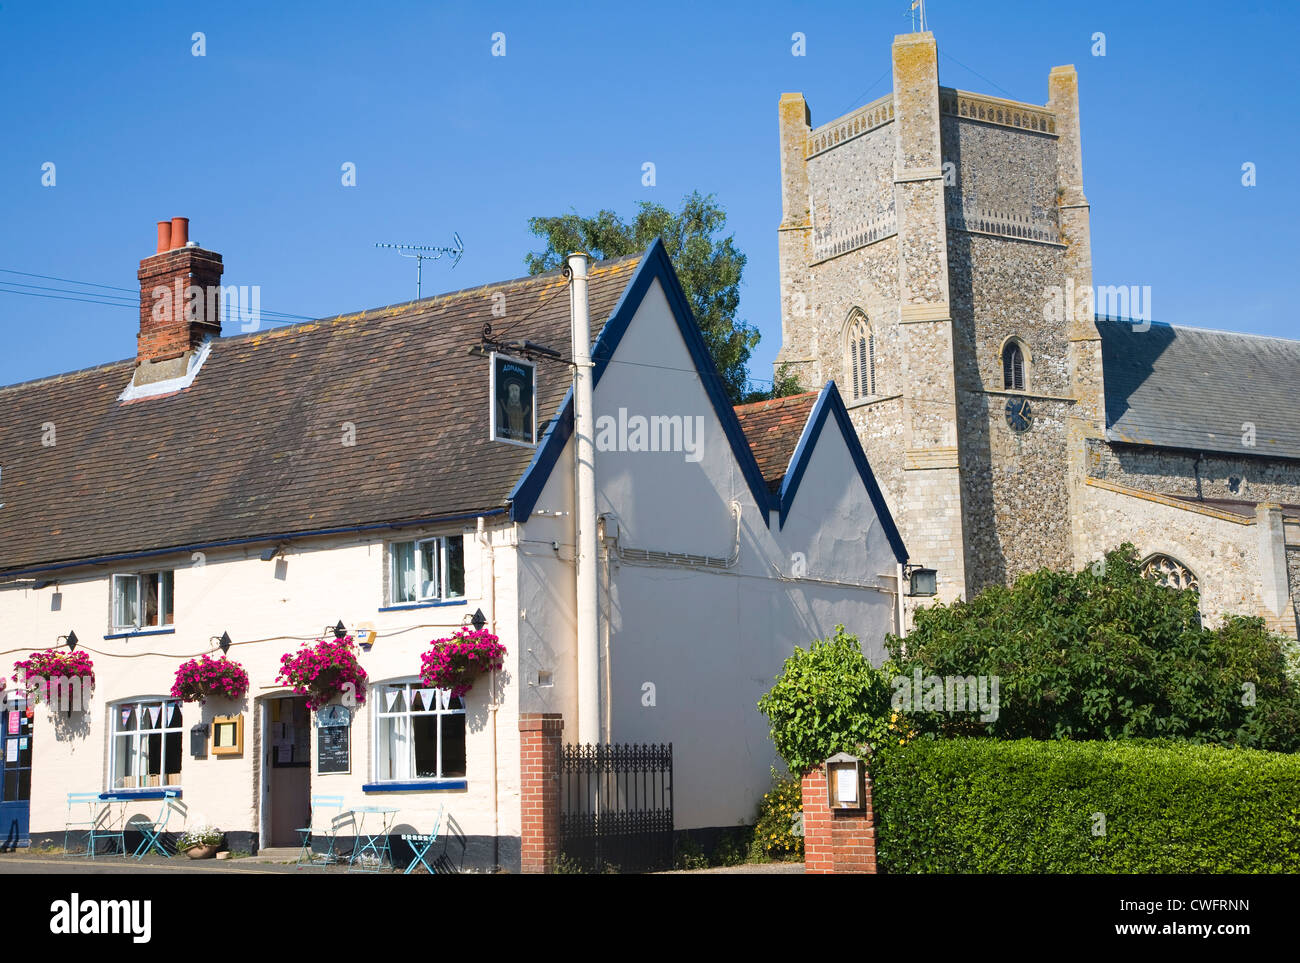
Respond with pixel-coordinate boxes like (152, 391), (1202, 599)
(0, 219), (907, 869)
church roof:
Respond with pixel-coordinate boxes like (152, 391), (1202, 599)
(0, 254), (641, 576)
(1098, 317), (1300, 461)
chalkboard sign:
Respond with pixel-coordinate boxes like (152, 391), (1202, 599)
(318, 724), (350, 774)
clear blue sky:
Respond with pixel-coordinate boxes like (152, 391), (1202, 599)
(2, 0), (1296, 387)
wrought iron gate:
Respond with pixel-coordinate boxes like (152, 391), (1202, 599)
(559, 743), (673, 873)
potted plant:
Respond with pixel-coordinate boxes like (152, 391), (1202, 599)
(177, 824), (223, 859)
(276, 636), (368, 711)
(170, 655), (250, 704)
(419, 628), (506, 698)
(11, 649), (95, 712)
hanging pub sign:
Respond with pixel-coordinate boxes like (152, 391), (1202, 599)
(316, 703), (351, 775)
(490, 352), (536, 446)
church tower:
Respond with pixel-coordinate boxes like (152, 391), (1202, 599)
(776, 31), (1104, 607)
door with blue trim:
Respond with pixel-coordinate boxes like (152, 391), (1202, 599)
(0, 695), (33, 849)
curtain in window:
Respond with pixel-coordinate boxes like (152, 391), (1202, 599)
(114, 576), (139, 629)
(393, 542), (418, 603)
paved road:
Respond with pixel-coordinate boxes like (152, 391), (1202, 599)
(0, 853), (314, 874)
(1, 852), (804, 875)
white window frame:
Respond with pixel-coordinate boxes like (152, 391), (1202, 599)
(372, 680), (467, 783)
(111, 570), (174, 633)
(109, 697), (184, 790)
(388, 535), (464, 605)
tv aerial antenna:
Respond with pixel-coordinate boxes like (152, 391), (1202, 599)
(374, 233), (464, 299)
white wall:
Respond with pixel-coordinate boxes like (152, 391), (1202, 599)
(518, 277), (899, 830)
(1, 519), (522, 862)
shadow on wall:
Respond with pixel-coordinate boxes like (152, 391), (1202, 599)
(944, 225), (1005, 596)
(1098, 316), (1177, 429)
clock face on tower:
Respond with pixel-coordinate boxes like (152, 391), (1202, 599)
(1005, 396), (1033, 433)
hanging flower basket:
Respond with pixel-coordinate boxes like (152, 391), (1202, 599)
(11, 650), (95, 710)
(276, 636), (368, 712)
(419, 628), (506, 699)
(170, 655), (250, 704)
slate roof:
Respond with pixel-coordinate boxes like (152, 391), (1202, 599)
(733, 392), (820, 493)
(0, 254), (641, 575)
(1099, 317), (1300, 461)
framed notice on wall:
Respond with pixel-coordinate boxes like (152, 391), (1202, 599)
(489, 352), (536, 446)
(316, 704), (351, 775)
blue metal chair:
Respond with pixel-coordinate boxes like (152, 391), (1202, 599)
(64, 793), (102, 856)
(89, 798), (126, 859)
(130, 791), (185, 860)
(402, 805), (445, 875)
(297, 795), (347, 865)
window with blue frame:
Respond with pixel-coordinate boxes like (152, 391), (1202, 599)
(111, 571), (174, 632)
(111, 699), (183, 789)
(388, 536), (465, 605)
(374, 682), (465, 782)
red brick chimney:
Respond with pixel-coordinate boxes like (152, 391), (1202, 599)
(135, 217), (223, 378)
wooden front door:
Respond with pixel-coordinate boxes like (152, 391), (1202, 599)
(265, 696), (311, 847)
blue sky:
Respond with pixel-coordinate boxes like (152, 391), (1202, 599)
(1, 0), (1296, 387)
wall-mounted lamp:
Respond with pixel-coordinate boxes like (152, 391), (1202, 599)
(469, 608), (488, 632)
(904, 564), (937, 598)
(259, 543), (288, 562)
(213, 632), (233, 655)
(331, 621), (348, 639)
(58, 630), (79, 652)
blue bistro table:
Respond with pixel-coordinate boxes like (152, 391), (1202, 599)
(347, 806), (399, 873)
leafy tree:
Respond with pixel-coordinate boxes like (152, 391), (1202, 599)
(526, 192), (798, 405)
(757, 625), (895, 774)
(886, 544), (1300, 751)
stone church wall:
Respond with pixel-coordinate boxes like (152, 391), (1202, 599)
(1078, 483), (1263, 627)
(1088, 439), (1300, 505)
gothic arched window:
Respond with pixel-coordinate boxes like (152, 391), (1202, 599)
(1141, 554), (1200, 594)
(846, 310), (876, 400)
(1002, 339), (1027, 391)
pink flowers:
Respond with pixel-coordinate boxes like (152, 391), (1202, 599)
(276, 636), (368, 711)
(419, 628), (506, 698)
(12, 649), (95, 705)
(171, 655), (250, 704)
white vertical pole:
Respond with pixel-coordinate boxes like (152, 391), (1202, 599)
(568, 252), (600, 745)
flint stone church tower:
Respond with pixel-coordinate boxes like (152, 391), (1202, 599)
(775, 31), (1300, 637)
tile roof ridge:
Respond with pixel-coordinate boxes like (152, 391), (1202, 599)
(733, 390), (820, 414)
(215, 250), (645, 347)
(1098, 315), (1300, 346)
(0, 357), (133, 395)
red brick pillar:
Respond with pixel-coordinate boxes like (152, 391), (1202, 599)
(801, 762), (877, 874)
(519, 713), (564, 874)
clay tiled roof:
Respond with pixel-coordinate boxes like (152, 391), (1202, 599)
(733, 391), (819, 493)
(0, 254), (642, 574)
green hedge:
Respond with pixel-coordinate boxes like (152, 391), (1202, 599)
(873, 738), (1300, 873)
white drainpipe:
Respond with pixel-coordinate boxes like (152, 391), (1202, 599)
(896, 561), (908, 641)
(568, 252), (600, 745)
(477, 516), (499, 869)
